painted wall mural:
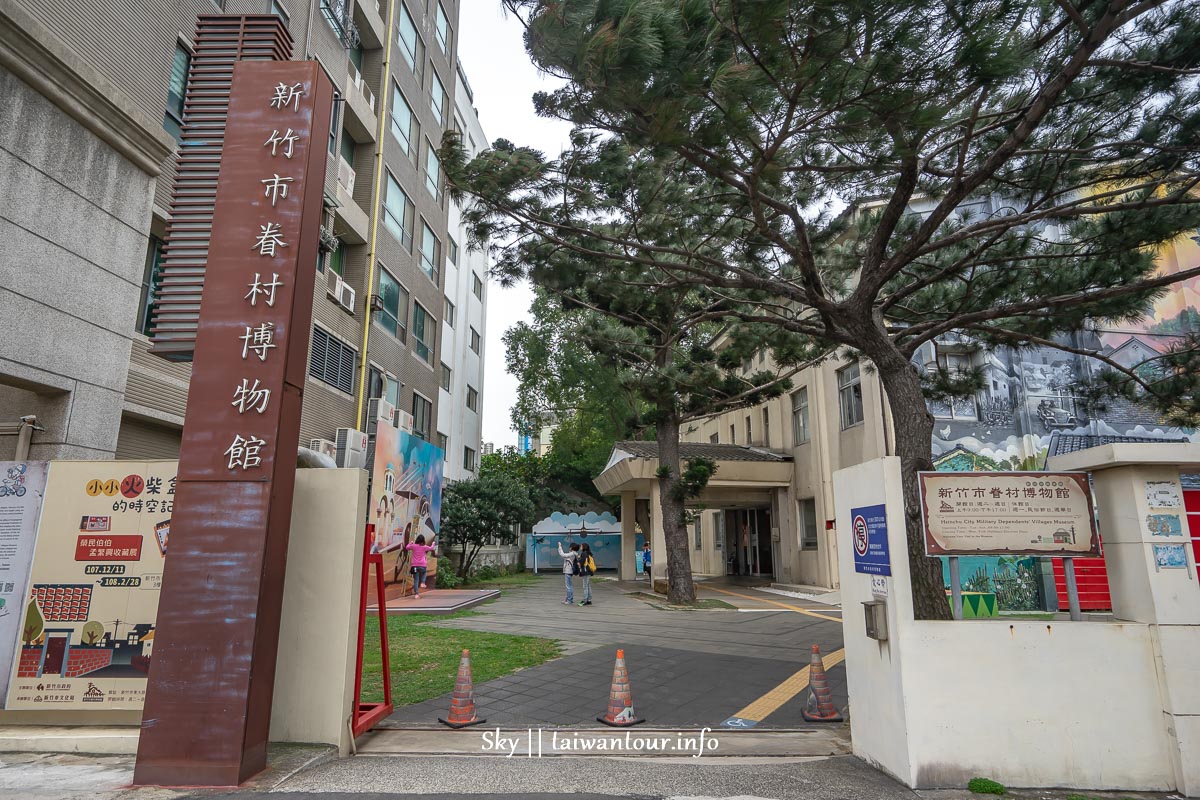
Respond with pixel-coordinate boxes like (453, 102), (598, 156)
(369, 419), (445, 594)
(526, 512), (625, 570)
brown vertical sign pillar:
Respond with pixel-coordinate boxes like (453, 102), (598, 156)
(133, 61), (333, 787)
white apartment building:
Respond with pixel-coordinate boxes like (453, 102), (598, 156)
(437, 62), (488, 481)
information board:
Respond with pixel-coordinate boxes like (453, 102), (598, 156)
(919, 471), (1099, 556)
(6, 461), (175, 710)
(0, 461), (47, 704)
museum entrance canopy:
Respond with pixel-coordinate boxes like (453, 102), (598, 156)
(594, 441), (792, 507)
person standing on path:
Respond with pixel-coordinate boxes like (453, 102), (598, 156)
(558, 541), (580, 604)
(405, 534), (437, 598)
(642, 543), (652, 580)
(578, 543), (595, 606)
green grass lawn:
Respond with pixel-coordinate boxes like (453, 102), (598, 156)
(359, 609), (561, 706)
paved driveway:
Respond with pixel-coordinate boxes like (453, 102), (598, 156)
(382, 574), (846, 730)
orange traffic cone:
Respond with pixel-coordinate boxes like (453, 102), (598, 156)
(597, 649), (644, 727)
(801, 644), (844, 723)
(438, 649), (487, 728)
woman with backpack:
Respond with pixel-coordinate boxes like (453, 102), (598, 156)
(557, 541), (580, 604)
(577, 543), (596, 606)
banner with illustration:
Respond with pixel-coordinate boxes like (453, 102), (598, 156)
(6, 461), (176, 710)
(369, 421), (444, 593)
(0, 461), (48, 703)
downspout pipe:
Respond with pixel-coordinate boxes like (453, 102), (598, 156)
(353, 0), (397, 427)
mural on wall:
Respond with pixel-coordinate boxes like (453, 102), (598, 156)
(369, 419), (444, 594)
(922, 228), (1200, 607)
(6, 461), (176, 710)
(526, 512), (624, 570)
(921, 230), (1200, 470)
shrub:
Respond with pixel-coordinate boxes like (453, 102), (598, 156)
(967, 778), (1006, 795)
(472, 564), (500, 582)
(436, 557), (462, 589)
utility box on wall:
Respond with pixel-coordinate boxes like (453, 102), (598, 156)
(863, 600), (888, 641)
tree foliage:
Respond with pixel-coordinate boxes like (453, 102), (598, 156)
(451, 0), (1200, 618)
(440, 469), (536, 578)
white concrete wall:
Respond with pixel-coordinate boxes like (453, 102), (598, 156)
(438, 67), (488, 482)
(271, 468), (368, 755)
(835, 456), (1181, 793)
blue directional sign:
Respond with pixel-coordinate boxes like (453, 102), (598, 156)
(851, 503), (891, 576)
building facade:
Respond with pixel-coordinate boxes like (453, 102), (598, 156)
(436, 62), (487, 482)
(2, 0), (482, 471)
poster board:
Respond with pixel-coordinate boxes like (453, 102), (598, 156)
(368, 419), (444, 593)
(919, 471), (1099, 556)
(6, 461), (175, 710)
(0, 461), (48, 704)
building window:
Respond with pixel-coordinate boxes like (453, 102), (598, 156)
(440, 363), (452, 391)
(437, 432), (448, 452)
(390, 82), (417, 159)
(385, 375), (400, 407)
(269, 1), (290, 24)
(463, 446), (476, 472)
(791, 387), (810, 445)
(745, 415), (752, 445)
(411, 393), (433, 440)
(448, 237), (458, 265)
(472, 272), (483, 300)
(420, 222), (439, 284)
(309, 326), (357, 394)
(466, 385), (478, 412)
(327, 86), (340, 153)
(729, 424), (735, 444)
(762, 407), (770, 446)
(367, 367), (400, 407)
(435, 1), (450, 54)
(396, 3), (423, 80)
(444, 297), (455, 327)
(430, 70), (446, 125)
(799, 498), (819, 550)
(838, 362), (865, 429)
(324, 239), (345, 276)
(384, 174), (415, 249)
(163, 43), (191, 142)
(137, 236), (163, 336)
(412, 302), (433, 363)
(469, 327), (481, 354)
(709, 432), (719, 444)
(712, 511), (725, 550)
(424, 143), (441, 200)
(376, 267), (408, 341)
(693, 518), (702, 550)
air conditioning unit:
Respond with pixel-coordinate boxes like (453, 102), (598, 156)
(309, 438), (337, 461)
(366, 398), (396, 438)
(326, 268), (342, 297)
(335, 428), (369, 469)
(395, 410), (414, 433)
(338, 281), (356, 313)
(337, 156), (356, 195)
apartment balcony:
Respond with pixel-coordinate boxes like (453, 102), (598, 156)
(354, 0), (385, 50)
(332, 156), (369, 244)
(342, 63), (378, 144)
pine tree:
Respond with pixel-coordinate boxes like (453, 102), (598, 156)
(454, 0), (1200, 617)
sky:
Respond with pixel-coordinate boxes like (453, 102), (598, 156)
(457, 6), (574, 451)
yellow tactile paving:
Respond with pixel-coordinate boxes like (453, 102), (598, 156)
(702, 585), (844, 623)
(732, 648), (846, 723)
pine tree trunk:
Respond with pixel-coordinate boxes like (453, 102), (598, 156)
(874, 353), (953, 621)
(655, 413), (697, 605)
